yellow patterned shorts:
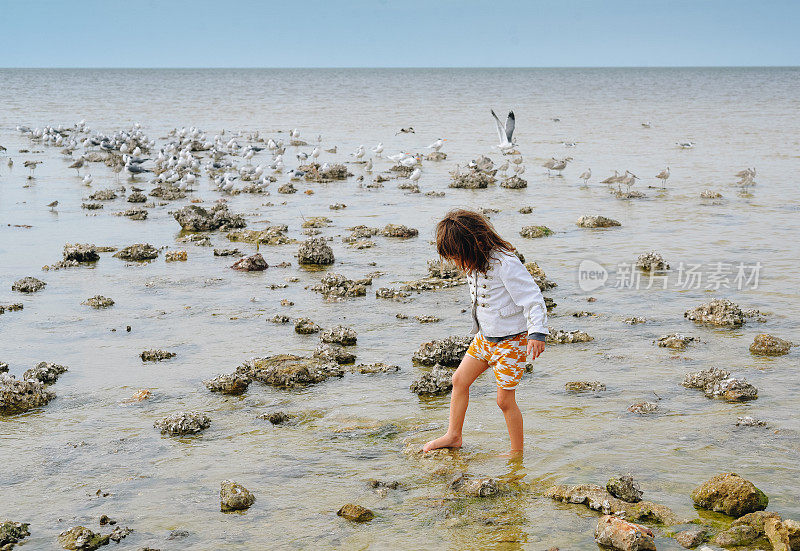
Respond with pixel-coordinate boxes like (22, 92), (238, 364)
(466, 332), (528, 390)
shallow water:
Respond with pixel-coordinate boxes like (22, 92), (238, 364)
(1, 68), (799, 549)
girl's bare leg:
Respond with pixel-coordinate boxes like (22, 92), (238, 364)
(496, 387), (523, 454)
(422, 354), (489, 452)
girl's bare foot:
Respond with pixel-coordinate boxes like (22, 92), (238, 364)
(498, 449), (524, 459)
(422, 433), (462, 452)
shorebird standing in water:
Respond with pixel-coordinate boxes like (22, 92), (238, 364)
(47, 200), (59, 210)
(69, 155), (85, 175)
(655, 167), (670, 188)
(24, 160), (41, 178)
(427, 138), (445, 152)
(371, 142), (383, 157)
(579, 168), (591, 185)
(601, 170), (620, 186)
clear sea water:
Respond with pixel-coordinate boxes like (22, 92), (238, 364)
(1, 68), (799, 549)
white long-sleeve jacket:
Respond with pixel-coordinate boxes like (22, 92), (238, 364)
(468, 250), (549, 338)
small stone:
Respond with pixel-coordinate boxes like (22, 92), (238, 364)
(519, 206), (533, 214)
(127, 191), (147, 203)
(165, 250), (187, 262)
(113, 243), (159, 261)
(261, 411), (294, 424)
(607, 474), (643, 503)
(577, 215), (621, 228)
(594, 515), (655, 551)
(294, 318), (321, 334)
(231, 253), (268, 271)
(628, 401), (658, 414)
(675, 528), (709, 548)
(500, 175), (527, 188)
(656, 333), (697, 350)
(310, 273), (368, 299)
(203, 373), (250, 395)
(519, 225), (553, 238)
(12, 276), (46, 293)
(736, 416), (767, 427)
(57, 526), (110, 550)
(636, 251), (669, 271)
(337, 503), (374, 522)
(566, 381), (606, 393)
(381, 224), (418, 238)
(414, 315), (440, 323)
(546, 329), (593, 344)
(270, 314), (290, 323)
(154, 411), (211, 436)
(140, 349), (176, 362)
(277, 182), (296, 194)
(749, 333), (793, 356)
(220, 480), (255, 511)
(214, 248), (240, 256)
(348, 363), (400, 374)
(83, 295), (114, 309)
(691, 472), (769, 517)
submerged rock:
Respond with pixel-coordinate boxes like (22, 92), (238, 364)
(173, 204), (246, 231)
(231, 253), (268, 271)
(63, 243), (100, 263)
(12, 276), (46, 293)
(704, 377), (758, 402)
(220, 480), (256, 512)
(83, 295), (114, 309)
(57, 526), (110, 550)
(566, 381), (606, 393)
(749, 333), (793, 356)
(628, 401), (659, 414)
(500, 175), (527, 189)
(546, 330), (593, 344)
(165, 250), (187, 262)
(681, 367), (731, 389)
(0, 374), (55, 414)
(594, 515), (656, 551)
(88, 188), (117, 201)
(236, 354), (343, 388)
(656, 334), (697, 350)
(691, 473), (768, 517)
(117, 207), (147, 220)
(140, 349), (176, 362)
(214, 247), (241, 256)
(376, 287), (411, 299)
(154, 411), (211, 436)
(260, 411), (294, 424)
(546, 484), (679, 526)
(310, 273), (369, 299)
(410, 365), (453, 395)
(297, 237), (334, 265)
(674, 528), (709, 548)
(23, 361), (68, 384)
(337, 503), (374, 522)
(736, 416), (767, 427)
(450, 473), (500, 497)
(348, 363), (400, 374)
(636, 251), (669, 271)
(319, 325), (357, 346)
(607, 474), (643, 503)
(300, 162), (351, 182)
(294, 317), (321, 334)
(576, 215), (621, 228)
(0, 520), (30, 548)
(227, 226), (293, 246)
(412, 336), (471, 367)
(382, 224), (418, 238)
(449, 168), (495, 189)
(113, 243), (159, 261)
(203, 373), (250, 395)
(684, 299), (746, 327)
(127, 191), (147, 203)
(520, 225), (553, 239)
(313, 342), (356, 364)
(525, 261), (557, 291)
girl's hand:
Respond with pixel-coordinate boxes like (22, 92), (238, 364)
(527, 339), (545, 360)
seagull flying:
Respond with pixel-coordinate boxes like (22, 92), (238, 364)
(491, 110), (515, 152)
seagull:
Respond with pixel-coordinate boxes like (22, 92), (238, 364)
(68, 156), (85, 175)
(676, 141), (695, 149)
(735, 167), (756, 179)
(126, 162), (151, 178)
(579, 168), (591, 185)
(387, 152), (407, 163)
(396, 127), (414, 135)
(364, 158), (373, 172)
(641, 121), (651, 128)
(82, 174), (93, 186)
(400, 154), (421, 168)
(563, 141), (577, 147)
(491, 110), (515, 152)
(297, 151), (309, 161)
(311, 147), (320, 160)
(427, 138), (445, 151)
(655, 167), (670, 188)
(47, 200), (59, 210)
(371, 142), (384, 157)
(353, 145), (365, 160)
(409, 168), (421, 182)
(325, 146), (337, 154)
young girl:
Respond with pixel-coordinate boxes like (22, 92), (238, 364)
(423, 209), (548, 455)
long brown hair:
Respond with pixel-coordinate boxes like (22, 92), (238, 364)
(435, 209), (515, 274)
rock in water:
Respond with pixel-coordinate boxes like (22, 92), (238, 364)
(628, 401), (659, 414)
(565, 381), (606, 393)
(704, 378), (757, 402)
(57, 526), (110, 550)
(681, 367), (731, 389)
(594, 515), (656, 551)
(231, 253), (268, 271)
(684, 299), (746, 327)
(319, 325), (357, 345)
(0, 520), (30, 548)
(519, 225), (553, 238)
(236, 354), (343, 388)
(410, 366), (453, 395)
(500, 175), (527, 188)
(297, 237), (334, 265)
(12, 277), (46, 293)
(749, 333), (793, 356)
(690, 473), (768, 517)
(310, 273), (368, 299)
(635, 251), (669, 271)
(154, 411), (211, 436)
(294, 318), (321, 334)
(337, 503), (374, 522)
(220, 480), (255, 512)
(412, 336), (471, 367)
(381, 224), (418, 238)
(63, 243), (99, 262)
(576, 215), (621, 228)
(313, 342), (356, 364)
(113, 243), (159, 261)
(173, 204), (246, 231)
(546, 330), (593, 344)
(674, 528), (709, 548)
(656, 333), (697, 350)
(203, 373), (250, 395)
(607, 474), (643, 503)
(23, 361), (68, 384)
(140, 349), (176, 362)
(0, 374), (55, 414)
(82, 295), (114, 309)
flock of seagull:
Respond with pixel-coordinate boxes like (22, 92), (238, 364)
(1, 111), (758, 206)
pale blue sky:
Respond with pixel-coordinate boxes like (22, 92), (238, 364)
(1, 0), (798, 68)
